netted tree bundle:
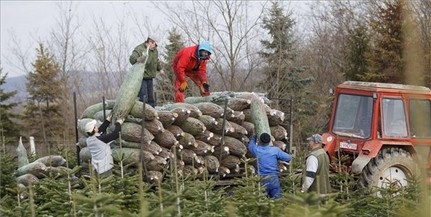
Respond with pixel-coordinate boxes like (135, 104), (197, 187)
(93, 109), (112, 121)
(153, 130), (180, 149)
(218, 166), (231, 177)
(227, 110), (245, 125)
(189, 140), (214, 156)
(182, 165), (199, 176)
(250, 94), (271, 139)
(146, 155), (168, 171)
(213, 145), (230, 158)
(146, 170), (164, 182)
(194, 155), (205, 166)
(225, 121), (248, 141)
(267, 109), (285, 126)
(241, 121), (255, 137)
(204, 155), (220, 174)
(16, 173), (39, 186)
(197, 115), (218, 131)
(160, 103), (202, 118)
(184, 93), (252, 111)
(110, 148), (155, 165)
(144, 119), (165, 135)
(112, 140), (141, 149)
(157, 110), (178, 128)
(193, 102), (227, 118)
(171, 107), (191, 125)
(166, 125), (185, 139)
(270, 125), (288, 141)
(111, 64), (147, 120)
(177, 148), (197, 165)
(179, 117), (207, 136)
(121, 122), (154, 144)
(178, 132), (197, 149)
(80, 100), (116, 119)
(212, 118), (234, 134)
(129, 101), (158, 120)
(194, 130), (214, 143)
(223, 136), (247, 157)
(273, 140), (287, 151)
(221, 155), (242, 172)
(34, 155), (66, 167)
(158, 147), (172, 160)
(16, 161), (47, 179)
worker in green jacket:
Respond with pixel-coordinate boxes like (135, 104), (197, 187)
(129, 36), (163, 107)
(301, 134), (331, 194)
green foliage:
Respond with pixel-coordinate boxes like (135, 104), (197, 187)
(156, 28), (185, 104)
(24, 43), (65, 145)
(1, 151), (430, 217)
(259, 2), (310, 105)
(259, 2), (315, 143)
(0, 153), (17, 199)
(0, 69), (21, 147)
(362, 0), (404, 83)
(345, 25), (370, 81)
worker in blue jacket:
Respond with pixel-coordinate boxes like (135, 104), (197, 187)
(248, 133), (292, 199)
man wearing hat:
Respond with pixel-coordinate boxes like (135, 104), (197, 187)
(172, 40), (212, 102)
(301, 134), (331, 194)
(248, 132), (292, 199)
(129, 35), (163, 107)
(85, 115), (124, 177)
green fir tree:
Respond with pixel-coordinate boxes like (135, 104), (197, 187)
(345, 24), (370, 81)
(155, 28), (185, 104)
(362, 0), (404, 83)
(0, 69), (21, 147)
(24, 44), (66, 149)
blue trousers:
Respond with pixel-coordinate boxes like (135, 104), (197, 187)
(262, 175), (282, 199)
(138, 79), (155, 107)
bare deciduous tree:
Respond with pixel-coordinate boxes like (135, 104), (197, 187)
(156, 0), (267, 92)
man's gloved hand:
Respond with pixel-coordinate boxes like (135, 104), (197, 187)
(203, 83), (210, 92)
(137, 55), (146, 63)
(199, 83), (210, 96)
(159, 69), (165, 75)
(106, 112), (113, 122)
(116, 118), (124, 125)
(179, 82), (188, 92)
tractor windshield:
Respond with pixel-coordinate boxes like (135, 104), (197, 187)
(332, 94), (373, 138)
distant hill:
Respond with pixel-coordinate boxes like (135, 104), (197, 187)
(3, 75), (27, 103)
(3, 72), (123, 106)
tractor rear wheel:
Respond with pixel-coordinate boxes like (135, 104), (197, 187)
(358, 147), (417, 192)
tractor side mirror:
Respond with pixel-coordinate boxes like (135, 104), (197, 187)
(329, 88), (334, 95)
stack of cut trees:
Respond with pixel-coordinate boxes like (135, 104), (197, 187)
(78, 91), (288, 181)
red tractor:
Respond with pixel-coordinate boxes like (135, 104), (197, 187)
(322, 81), (431, 188)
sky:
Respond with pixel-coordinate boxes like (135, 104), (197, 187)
(1, 1), (311, 78)
(1, 1), (164, 78)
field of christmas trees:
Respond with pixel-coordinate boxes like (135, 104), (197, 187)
(1, 139), (430, 216)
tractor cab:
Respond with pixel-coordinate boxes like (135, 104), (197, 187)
(322, 81), (431, 188)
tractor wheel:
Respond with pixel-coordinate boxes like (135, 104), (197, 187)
(358, 147), (418, 191)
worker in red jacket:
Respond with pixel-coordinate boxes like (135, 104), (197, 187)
(172, 41), (212, 102)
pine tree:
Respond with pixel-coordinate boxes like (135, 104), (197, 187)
(24, 44), (65, 148)
(259, 1), (314, 141)
(345, 24), (370, 81)
(155, 28), (185, 104)
(362, 0), (404, 83)
(259, 2), (309, 110)
(0, 69), (21, 147)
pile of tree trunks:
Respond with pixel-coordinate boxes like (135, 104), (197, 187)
(78, 91), (288, 181)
